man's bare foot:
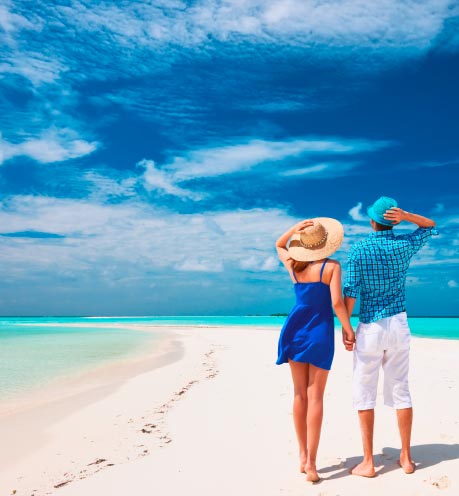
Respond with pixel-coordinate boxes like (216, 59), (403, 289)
(398, 458), (416, 474)
(350, 461), (376, 478)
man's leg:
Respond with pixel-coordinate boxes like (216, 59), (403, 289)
(351, 321), (384, 477)
(351, 409), (376, 477)
(383, 313), (415, 473)
(397, 407), (415, 473)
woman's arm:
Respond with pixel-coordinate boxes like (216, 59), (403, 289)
(275, 219), (314, 267)
(330, 263), (355, 351)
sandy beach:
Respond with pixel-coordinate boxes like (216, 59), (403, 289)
(0, 325), (457, 496)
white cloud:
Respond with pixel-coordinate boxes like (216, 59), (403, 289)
(84, 171), (138, 201)
(169, 138), (389, 181)
(178, 260), (224, 272)
(0, 192), (456, 314)
(54, 0), (458, 53)
(0, 128), (98, 165)
(348, 202), (367, 221)
(0, 195), (296, 281)
(280, 163), (329, 177)
(0, 53), (64, 85)
(0, 2), (40, 35)
(137, 159), (203, 201)
(168, 139), (328, 181)
(135, 137), (391, 200)
(2, 0), (457, 93)
(448, 280), (458, 288)
(240, 255), (279, 272)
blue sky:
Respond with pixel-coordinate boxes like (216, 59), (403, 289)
(0, 0), (458, 316)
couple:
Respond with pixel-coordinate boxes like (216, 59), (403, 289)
(275, 196), (437, 483)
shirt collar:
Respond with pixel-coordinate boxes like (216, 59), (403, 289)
(369, 230), (395, 238)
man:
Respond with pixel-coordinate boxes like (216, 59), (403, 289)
(343, 196), (437, 477)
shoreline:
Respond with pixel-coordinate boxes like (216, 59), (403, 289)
(0, 325), (175, 417)
(0, 327), (457, 496)
(0, 325), (217, 495)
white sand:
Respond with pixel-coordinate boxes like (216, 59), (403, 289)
(0, 326), (458, 496)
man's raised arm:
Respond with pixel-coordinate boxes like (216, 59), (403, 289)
(383, 208), (436, 227)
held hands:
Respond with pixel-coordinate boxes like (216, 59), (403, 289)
(383, 207), (407, 225)
(342, 328), (355, 351)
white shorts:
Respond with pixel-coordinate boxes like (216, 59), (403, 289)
(353, 312), (412, 410)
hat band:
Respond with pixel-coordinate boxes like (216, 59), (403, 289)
(290, 231), (328, 250)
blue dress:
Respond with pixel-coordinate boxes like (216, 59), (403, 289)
(276, 260), (335, 370)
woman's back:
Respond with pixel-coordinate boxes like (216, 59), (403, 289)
(290, 258), (337, 286)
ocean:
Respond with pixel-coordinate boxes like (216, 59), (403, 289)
(0, 316), (457, 402)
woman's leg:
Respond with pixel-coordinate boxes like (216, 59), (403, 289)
(305, 364), (329, 481)
(288, 359), (310, 472)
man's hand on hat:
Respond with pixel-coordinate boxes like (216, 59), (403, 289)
(383, 207), (407, 225)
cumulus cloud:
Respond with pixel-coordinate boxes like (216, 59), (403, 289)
(348, 202), (367, 221)
(0, 195), (295, 280)
(0, 193), (454, 314)
(137, 159), (203, 201)
(0, 128), (98, 165)
(240, 255), (279, 272)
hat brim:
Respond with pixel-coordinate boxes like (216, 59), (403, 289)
(367, 206), (394, 226)
(288, 217), (344, 262)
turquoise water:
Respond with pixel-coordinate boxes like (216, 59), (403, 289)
(2, 315), (458, 339)
(0, 316), (457, 401)
(0, 322), (159, 401)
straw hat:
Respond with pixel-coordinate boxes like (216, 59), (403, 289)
(288, 217), (344, 262)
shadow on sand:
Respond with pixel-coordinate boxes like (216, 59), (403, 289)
(319, 443), (459, 480)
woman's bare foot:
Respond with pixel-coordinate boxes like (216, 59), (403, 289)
(350, 461), (376, 478)
(398, 457), (416, 474)
(299, 453), (308, 473)
(305, 464), (320, 483)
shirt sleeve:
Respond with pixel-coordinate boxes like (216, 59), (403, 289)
(398, 226), (439, 255)
(343, 246), (361, 299)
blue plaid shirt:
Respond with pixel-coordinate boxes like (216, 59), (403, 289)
(344, 227), (438, 323)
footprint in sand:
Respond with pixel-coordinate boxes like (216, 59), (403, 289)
(425, 475), (451, 490)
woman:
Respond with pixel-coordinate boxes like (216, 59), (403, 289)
(276, 218), (355, 482)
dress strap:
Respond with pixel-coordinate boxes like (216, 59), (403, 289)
(319, 259), (329, 282)
(291, 269), (298, 283)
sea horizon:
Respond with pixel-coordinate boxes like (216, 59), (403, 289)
(0, 315), (457, 419)
(2, 314), (459, 318)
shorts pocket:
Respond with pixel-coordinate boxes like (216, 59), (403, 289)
(393, 313), (411, 350)
(356, 325), (381, 353)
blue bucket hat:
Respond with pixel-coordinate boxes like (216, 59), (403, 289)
(367, 196), (398, 226)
